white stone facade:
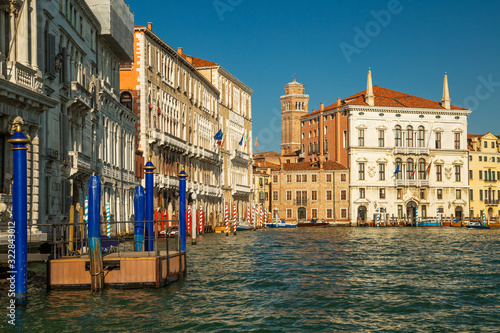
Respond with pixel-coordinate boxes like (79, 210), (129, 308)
(349, 105), (471, 223)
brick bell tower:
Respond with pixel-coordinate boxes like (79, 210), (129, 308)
(280, 75), (309, 156)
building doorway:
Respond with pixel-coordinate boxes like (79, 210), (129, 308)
(487, 207), (493, 219)
(357, 206), (367, 222)
(407, 201), (417, 224)
(297, 207), (306, 221)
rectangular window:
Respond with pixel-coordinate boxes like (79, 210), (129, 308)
(480, 189), (483, 201)
(420, 189), (425, 200)
(302, 174), (307, 182)
(358, 129), (364, 146)
(470, 155), (473, 161)
(287, 175), (292, 183)
(479, 156), (482, 162)
(311, 174), (317, 182)
(273, 191), (278, 201)
(470, 189), (473, 201)
(286, 209), (292, 219)
(340, 190), (347, 200)
(497, 171), (500, 180)
(435, 132), (441, 149)
(378, 130), (385, 147)
(454, 132), (461, 149)
(327, 209), (334, 219)
(341, 173), (346, 182)
(469, 170), (473, 179)
(422, 205), (427, 217)
(379, 163), (385, 181)
(359, 188), (365, 199)
(326, 174), (332, 182)
(286, 191), (292, 201)
(359, 163), (365, 180)
(312, 209), (318, 219)
(479, 170), (483, 179)
(273, 175), (278, 183)
(436, 165), (442, 182)
(341, 209), (347, 219)
(455, 165), (461, 182)
(437, 189), (443, 200)
(326, 190), (332, 200)
(379, 188), (385, 199)
(398, 205), (403, 218)
(312, 191), (317, 201)
(343, 130), (348, 148)
(456, 189), (461, 200)
(296, 174), (301, 182)
(397, 188), (402, 200)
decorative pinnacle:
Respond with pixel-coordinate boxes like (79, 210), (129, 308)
(16, 124), (22, 132)
(148, 156), (151, 162)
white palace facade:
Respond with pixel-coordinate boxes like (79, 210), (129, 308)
(349, 71), (471, 223)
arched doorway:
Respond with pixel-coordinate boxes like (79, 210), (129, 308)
(487, 207), (493, 219)
(297, 207), (307, 221)
(407, 201), (417, 224)
(357, 206), (367, 222)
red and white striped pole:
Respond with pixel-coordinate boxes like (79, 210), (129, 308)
(187, 205), (191, 236)
(252, 204), (255, 229)
(199, 202), (204, 235)
(260, 205), (263, 228)
(233, 203), (237, 235)
(247, 205), (250, 225)
(225, 203), (229, 236)
(264, 207), (268, 225)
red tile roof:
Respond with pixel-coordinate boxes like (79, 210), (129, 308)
(254, 151), (280, 158)
(180, 54), (218, 67)
(281, 161), (347, 171)
(253, 160), (280, 170)
(302, 85), (467, 119)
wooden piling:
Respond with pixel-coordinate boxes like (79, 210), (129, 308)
(69, 205), (74, 252)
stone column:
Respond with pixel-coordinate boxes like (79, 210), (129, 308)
(17, 0), (29, 65)
(9, 9), (16, 61)
(30, 0), (38, 71)
(0, 10), (5, 78)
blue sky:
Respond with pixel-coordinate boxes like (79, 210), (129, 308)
(125, 0), (500, 153)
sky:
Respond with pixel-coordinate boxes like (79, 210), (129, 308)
(125, 0), (500, 153)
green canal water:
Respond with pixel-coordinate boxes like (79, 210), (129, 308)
(1, 227), (499, 332)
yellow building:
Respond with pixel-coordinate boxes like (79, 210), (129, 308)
(468, 133), (500, 220)
(252, 161), (280, 215)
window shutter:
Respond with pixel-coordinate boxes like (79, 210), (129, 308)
(48, 34), (56, 75)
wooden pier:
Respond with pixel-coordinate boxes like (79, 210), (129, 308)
(47, 251), (186, 290)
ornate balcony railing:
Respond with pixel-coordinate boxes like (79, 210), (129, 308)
(231, 150), (251, 164)
(68, 151), (92, 177)
(395, 179), (430, 187)
(293, 199), (308, 206)
(6, 61), (43, 93)
(234, 184), (252, 194)
(485, 199), (499, 205)
(70, 81), (92, 109)
(394, 147), (429, 155)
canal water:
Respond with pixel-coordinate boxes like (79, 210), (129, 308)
(2, 227), (499, 332)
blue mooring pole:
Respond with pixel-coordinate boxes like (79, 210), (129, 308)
(8, 125), (29, 303)
(88, 176), (104, 292)
(144, 157), (155, 251)
(134, 186), (145, 251)
(178, 168), (187, 252)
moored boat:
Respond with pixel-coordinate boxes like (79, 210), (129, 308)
(236, 221), (253, 230)
(265, 220), (297, 228)
(466, 221), (490, 229)
(297, 219), (328, 227)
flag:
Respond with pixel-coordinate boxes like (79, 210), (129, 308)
(214, 129), (223, 141)
(392, 163), (400, 177)
(426, 159), (432, 176)
(221, 134), (227, 148)
(411, 162), (417, 178)
(255, 137), (259, 152)
(244, 133), (248, 149)
(239, 134), (244, 146)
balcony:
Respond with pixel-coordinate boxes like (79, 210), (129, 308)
(68, 151), (92, 178)
(485, 199), (499, 205)
(394, 147), (429, 155)
(6, 61), (43, 93)
(395, 179), (430, 187)
(293, 199), (308, 206)
(70, 81), (92, 110)
(231, 150), (251, 165)
(234, 184), (252, 195)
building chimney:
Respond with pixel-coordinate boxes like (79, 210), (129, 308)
(441, 72), (451, 110)
(148, 22), (153, 31)
(177, 47), (183, 55)
(320, 103), (324, 110)
(337, 97), (341, 107)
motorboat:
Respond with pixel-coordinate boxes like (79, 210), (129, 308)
(236, 221), (254, 230)
(466, 221), (490, 229)
(297, 219), (328, 227)
(265, 220), (297, 228)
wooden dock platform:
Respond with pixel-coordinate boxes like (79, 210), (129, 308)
(47, 251), (186, 290)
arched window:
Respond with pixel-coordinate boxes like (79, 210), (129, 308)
(395, 125), (402, 147)
(406, 126), (413, 147)
(395, 158), (402, 180)
(407, 158), (414, 179)
(418, 158), (426, 180)
(418, 126), (425, 147)
(120, 91), (133, 111)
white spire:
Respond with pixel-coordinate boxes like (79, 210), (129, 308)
(365, 68), (374, 106)
(441, 72), (451, 109)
